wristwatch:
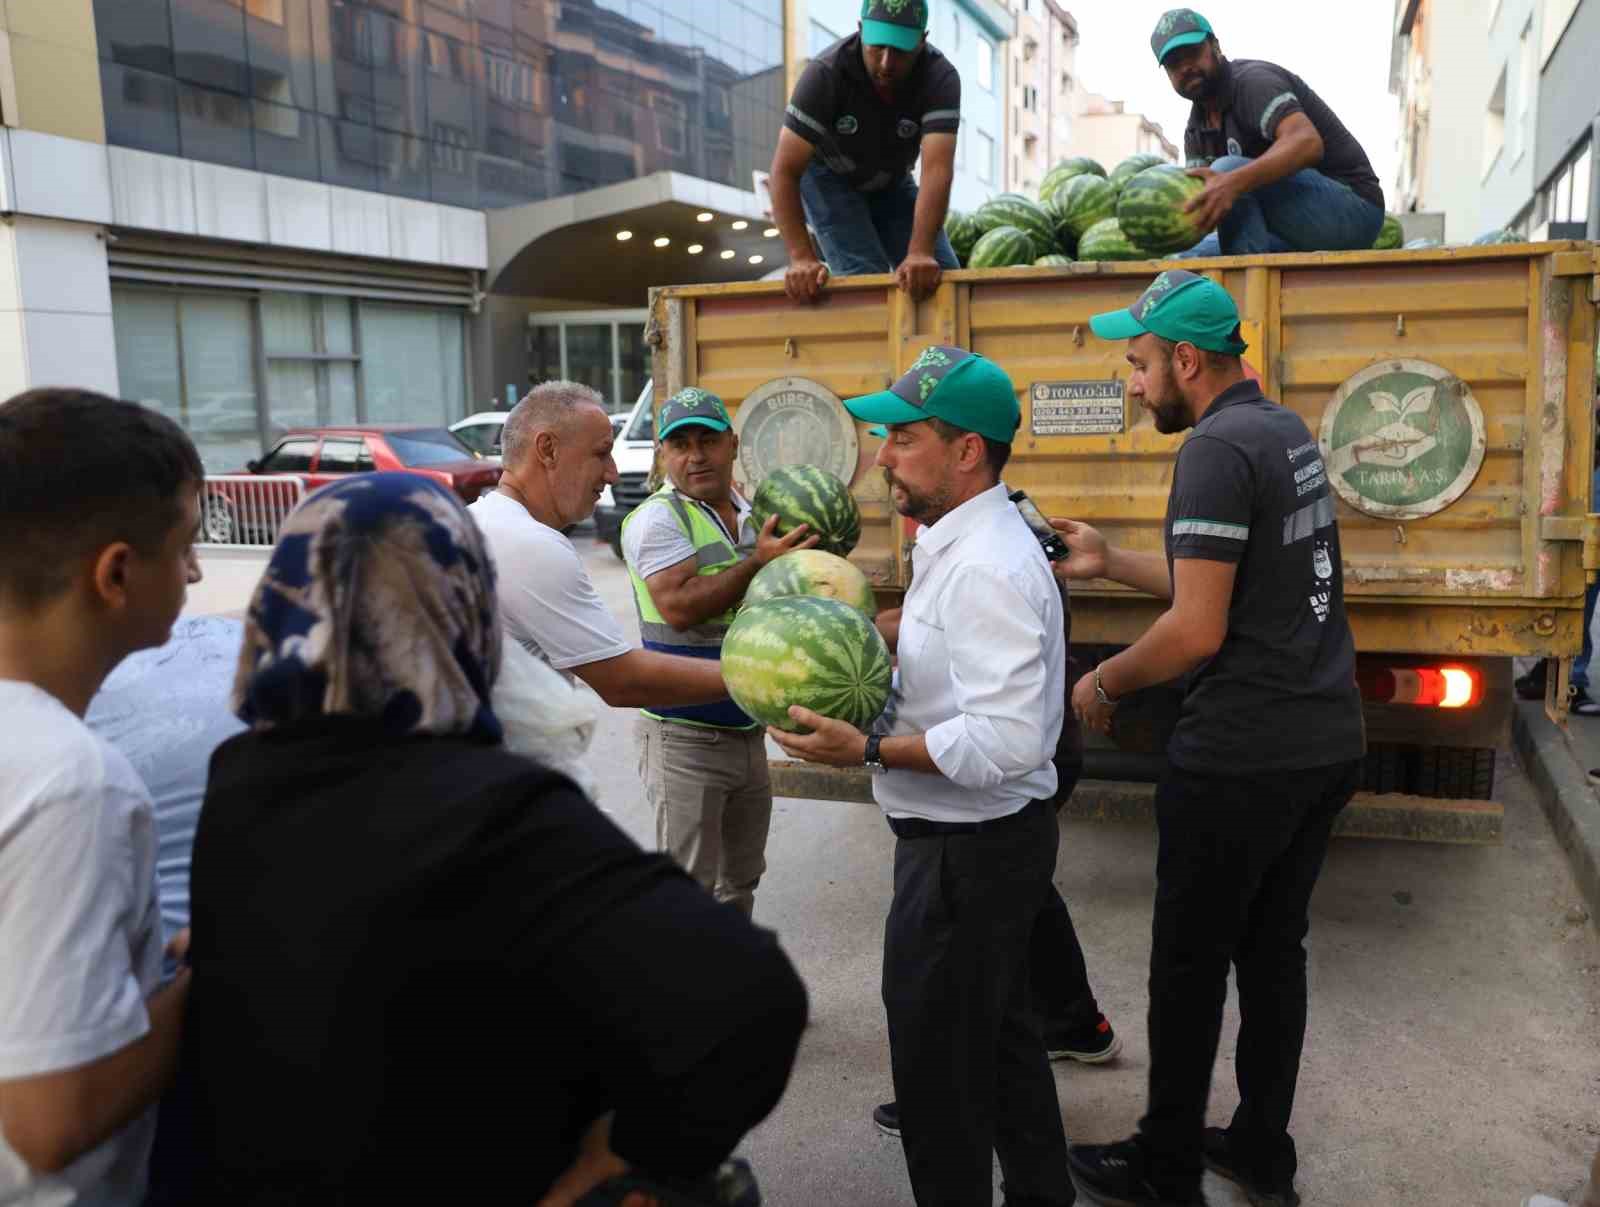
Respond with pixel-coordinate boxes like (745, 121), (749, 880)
(1094, 665), (1117, 707)
(863, 733), (888, 773)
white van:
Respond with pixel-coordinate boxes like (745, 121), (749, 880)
(595, 379), (656, 556)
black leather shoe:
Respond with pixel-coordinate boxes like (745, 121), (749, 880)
(1067, 1138), (1206, 1207)
(1201, 1128), (1300, 1207)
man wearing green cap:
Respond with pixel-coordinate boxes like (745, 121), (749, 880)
(621, 387), (817, 915)
(1053, 271), (1364, 1207)
(1147, 8), (1384, 257)
(772, 347), (1074, 1207)
(769, 1), (961, 304)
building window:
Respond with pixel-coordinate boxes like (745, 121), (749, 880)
(111, 284), (467, 471)
(1024, 85), (1038, 113)
(1540, 141), (1593, 225)
(976, 129), (995, 184)
(976, 34), (994, 92)
(485, 50), (536, 110)
(1483, 66), (1506, 178)
(1514, 18), (1534, 161)
(651, 93), (688, 155)
(527, 310), (651, 412)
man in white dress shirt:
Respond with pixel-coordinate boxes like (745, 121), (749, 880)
(771, 346), (1072, 1207)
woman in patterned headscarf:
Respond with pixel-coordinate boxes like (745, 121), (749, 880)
(179, 473), (806, 1207)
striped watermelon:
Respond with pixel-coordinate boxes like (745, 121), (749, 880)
(1116, 164), (1207, 256)
(720, 596), (892, 733)
(1109, 153), (1169, 194)
(975, 196), (1056, 253)
(752, 464), (861, 557)
(945, 211), (983, 263)
(968, 225), (1037, 268)
(1039, 157), (1107, 204)
(1372, 213), (1403, 250)
(1033, 253), (1073, 266)
(1053, 174), (1119, 241)
(1077, 217), (1147, 262)
(744, 549), (877, 617)
(1040, 197), (1078, 258)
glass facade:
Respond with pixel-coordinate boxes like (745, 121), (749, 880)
(526, 309), (648, 412)
(112, 283), (466, 472)
(95, 0), (787, 212)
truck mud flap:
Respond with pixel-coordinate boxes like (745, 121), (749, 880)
(768, 763), (1503, 845)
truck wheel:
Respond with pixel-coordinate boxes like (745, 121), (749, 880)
(1363, 744), (1404, 794)
(1411, 746), (1496, 800)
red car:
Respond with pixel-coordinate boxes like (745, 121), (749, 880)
(203, 425), (501, 545)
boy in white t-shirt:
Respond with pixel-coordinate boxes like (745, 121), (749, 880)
(0, 389), (204, 1206)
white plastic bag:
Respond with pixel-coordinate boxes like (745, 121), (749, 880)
(492, 637), (601, 803)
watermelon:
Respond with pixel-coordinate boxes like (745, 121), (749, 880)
(975, 195), (1056, 253)
(968, 224), (1037, 268)
(751, 464), (861, 557)
(945, 210), (982, 263)
(1033, 253), (1073, 267)
(1471, 228), (1522, 245)
(744, 549), (877, 617)
(1109, 153), (1170, 194)
(1039, 157), (1106, 204)
(1372, 213), (1404, 250)
(720, 596), (892, 733)
(1116, 164), (1207, 255)
(1053, 174), (1119, 241)
(1077, 217), (1147, 262)
(1039, 197), (1078, 257)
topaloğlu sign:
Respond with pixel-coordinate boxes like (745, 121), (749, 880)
(1318, 358), (1487, 521)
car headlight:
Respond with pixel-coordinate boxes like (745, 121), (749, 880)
(598, 484), (615, 508)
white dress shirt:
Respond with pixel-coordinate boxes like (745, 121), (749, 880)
(876, 482), (1066, 823)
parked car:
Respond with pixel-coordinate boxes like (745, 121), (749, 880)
(595, 380), (657, 557)
(449, 411), (508, 460)
(203, 425), (501, 544)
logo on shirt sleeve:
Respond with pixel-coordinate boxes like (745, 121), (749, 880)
(897, 118), (920, 139)
(835, 114), (859, 135)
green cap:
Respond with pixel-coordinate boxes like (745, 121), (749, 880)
(845, 346), (1020, 444)
(1151, 8), (1212, 64)
(860, 0), (929, 52)
(1089, 269), (1248, 355)
(658, 387), (732, 438)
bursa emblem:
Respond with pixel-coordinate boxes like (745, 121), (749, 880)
(835, 114), (859, 135)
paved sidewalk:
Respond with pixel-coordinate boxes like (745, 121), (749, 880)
(1514, 700), (1600, 926)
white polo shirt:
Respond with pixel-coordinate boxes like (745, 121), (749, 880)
(876, 483), (1065, 823)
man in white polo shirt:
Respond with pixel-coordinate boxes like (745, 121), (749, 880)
(772, 347), (1072, 1207)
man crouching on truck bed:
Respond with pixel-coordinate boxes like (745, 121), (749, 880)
(1055, 270), (1365, 1207)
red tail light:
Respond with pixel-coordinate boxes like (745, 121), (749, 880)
(1358, 664), (1481, 709)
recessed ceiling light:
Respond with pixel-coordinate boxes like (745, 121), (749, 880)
(687, 243), (704, 254)
(731, 220), (749, 231)
(697, 211), (714, 222)
(748, 254), (764, 265)
(719, 249), (736, 260)
(653, 236), (670, 248)
(763, 227), (779, 237)
(615, 230), (633, 241)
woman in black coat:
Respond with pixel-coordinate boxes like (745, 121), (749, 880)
(180, 472), (806, 1206)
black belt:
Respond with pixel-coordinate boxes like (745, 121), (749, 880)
(886, 797), (1048, 840)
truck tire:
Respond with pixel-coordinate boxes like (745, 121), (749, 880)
(1410, 746), (1496, 800)
(1363, 744), (1404, 795)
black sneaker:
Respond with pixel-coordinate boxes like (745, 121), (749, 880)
(872, 1101), (901, 1139)
(1515, 664), (1548, 700)
(1573, 689), (1600, 716)
(1201, 1128), (1299, 1207)
(1067, 1138), (1206, 1206)
(1046, 1013), (1124, 1064)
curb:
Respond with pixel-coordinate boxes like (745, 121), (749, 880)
(1511, 701), (1600, 922)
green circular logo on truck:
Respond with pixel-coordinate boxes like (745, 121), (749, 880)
(1318, 358), (1486, 521)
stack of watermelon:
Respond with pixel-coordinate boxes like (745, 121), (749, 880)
(725, 466), (890, 734)
(1371, 213), (1404, 250)
(942, 152), (1224, 268)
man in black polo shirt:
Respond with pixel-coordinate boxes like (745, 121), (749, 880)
(1148, 8), (1385, 257)
(1053, 271), (1365, 1207)
(769, 0), (960, 304)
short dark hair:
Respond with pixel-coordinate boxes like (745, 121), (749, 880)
(1151, 334), (1240, 372)
(928, 416), (1012, 477)
(0, 389), (203, 610)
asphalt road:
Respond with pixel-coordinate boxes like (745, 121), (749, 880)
(575, 532), (1600, 1207)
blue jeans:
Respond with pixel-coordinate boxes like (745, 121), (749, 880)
(1174, 155), (1384, 257)
(1572, 469), (1600, 694)
(799, 162), (960, 276)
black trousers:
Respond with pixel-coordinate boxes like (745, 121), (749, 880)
(1030, 775), (1100, 1036)
(884, 799), (1073, 1207)
(1137, 759), (1361, 1193)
